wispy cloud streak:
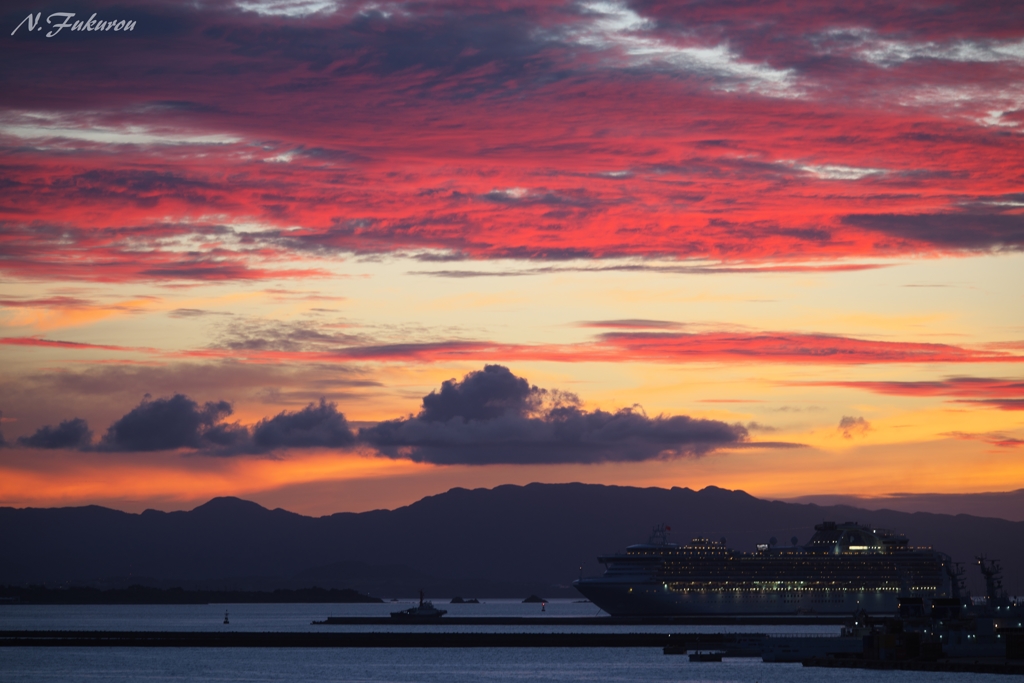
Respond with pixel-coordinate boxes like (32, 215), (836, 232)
(801, 377), (1024, 410)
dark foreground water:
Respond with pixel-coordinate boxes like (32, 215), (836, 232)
(0, 602), (1001, 682)
(0, 647), (992, 683)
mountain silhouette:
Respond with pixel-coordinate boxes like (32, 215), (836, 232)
(2, 483), (1021, 598)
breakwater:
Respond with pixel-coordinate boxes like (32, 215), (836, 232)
(0, 630), (686, 648)
(314, 615), (846, 625)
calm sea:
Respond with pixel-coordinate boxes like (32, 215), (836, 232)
(0, 601), (993, 682)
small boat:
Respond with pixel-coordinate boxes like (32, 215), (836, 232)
(688, 651), (723, 662)
(390, 590), (447, 620)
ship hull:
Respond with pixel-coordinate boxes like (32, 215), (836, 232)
(574, 578), (916, 616)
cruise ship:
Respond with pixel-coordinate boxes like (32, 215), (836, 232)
(573, 522), (955, 616)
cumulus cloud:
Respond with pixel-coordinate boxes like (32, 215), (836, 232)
(98, 394), (247, 452)
(838, 415), (871, 439)
(19, 369), (767, 460)
(87, 394), (357, 455)
(359, 365), (750, 464)
(251, 399), (355, 451)
(418, 365), (545, 422)
(17, 418), (93, 449)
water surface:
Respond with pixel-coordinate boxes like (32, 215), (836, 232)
(0, 602), (996, 682)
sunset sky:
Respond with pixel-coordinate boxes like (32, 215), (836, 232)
(2, 0), (1022, 516)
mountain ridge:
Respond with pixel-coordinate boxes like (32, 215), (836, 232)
(2, 483), (1021, 598)
(779, 489), (1024, 522)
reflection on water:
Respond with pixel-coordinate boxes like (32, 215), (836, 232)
(0, 647), (989, 683)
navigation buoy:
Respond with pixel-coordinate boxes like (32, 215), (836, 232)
(223, 610), (230, 624)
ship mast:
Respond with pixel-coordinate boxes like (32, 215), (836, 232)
(941, 557), (966, 602)
(976, 556), (1005, 606)
(648, 523), (670, 545)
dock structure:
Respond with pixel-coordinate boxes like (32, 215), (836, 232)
(0, 630), (680, 648)
(314, 615), (846, 625)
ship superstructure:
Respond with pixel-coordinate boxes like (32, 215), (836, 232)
(573, 522), (954, 616)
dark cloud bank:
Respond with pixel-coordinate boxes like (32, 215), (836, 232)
(252, 399), (355, 451)
(15, 395), (353, 456)
(17, 418), (92, 449)
(100, 395), (242, 452)
(359, 365), (749, 464)
(11, 365), (771, 463)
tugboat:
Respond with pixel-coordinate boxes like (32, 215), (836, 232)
(390, 590), (447, 621)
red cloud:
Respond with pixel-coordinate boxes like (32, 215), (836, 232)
(2, 0), (1024, 282)
(0, 223), (328, 282)
(7, 329), (1021, 366)
(587, 332), (1021, 365)
(943, 432), (1024, 448)
(182, 332), (1024, 366)
(0, 296), (95, 309)
(799, 377), (1024, 410)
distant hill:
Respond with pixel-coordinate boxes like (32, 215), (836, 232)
(2, 484), (1021, 598)
(779, 490), (1024, 522)
(0, 585), (382, 604)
